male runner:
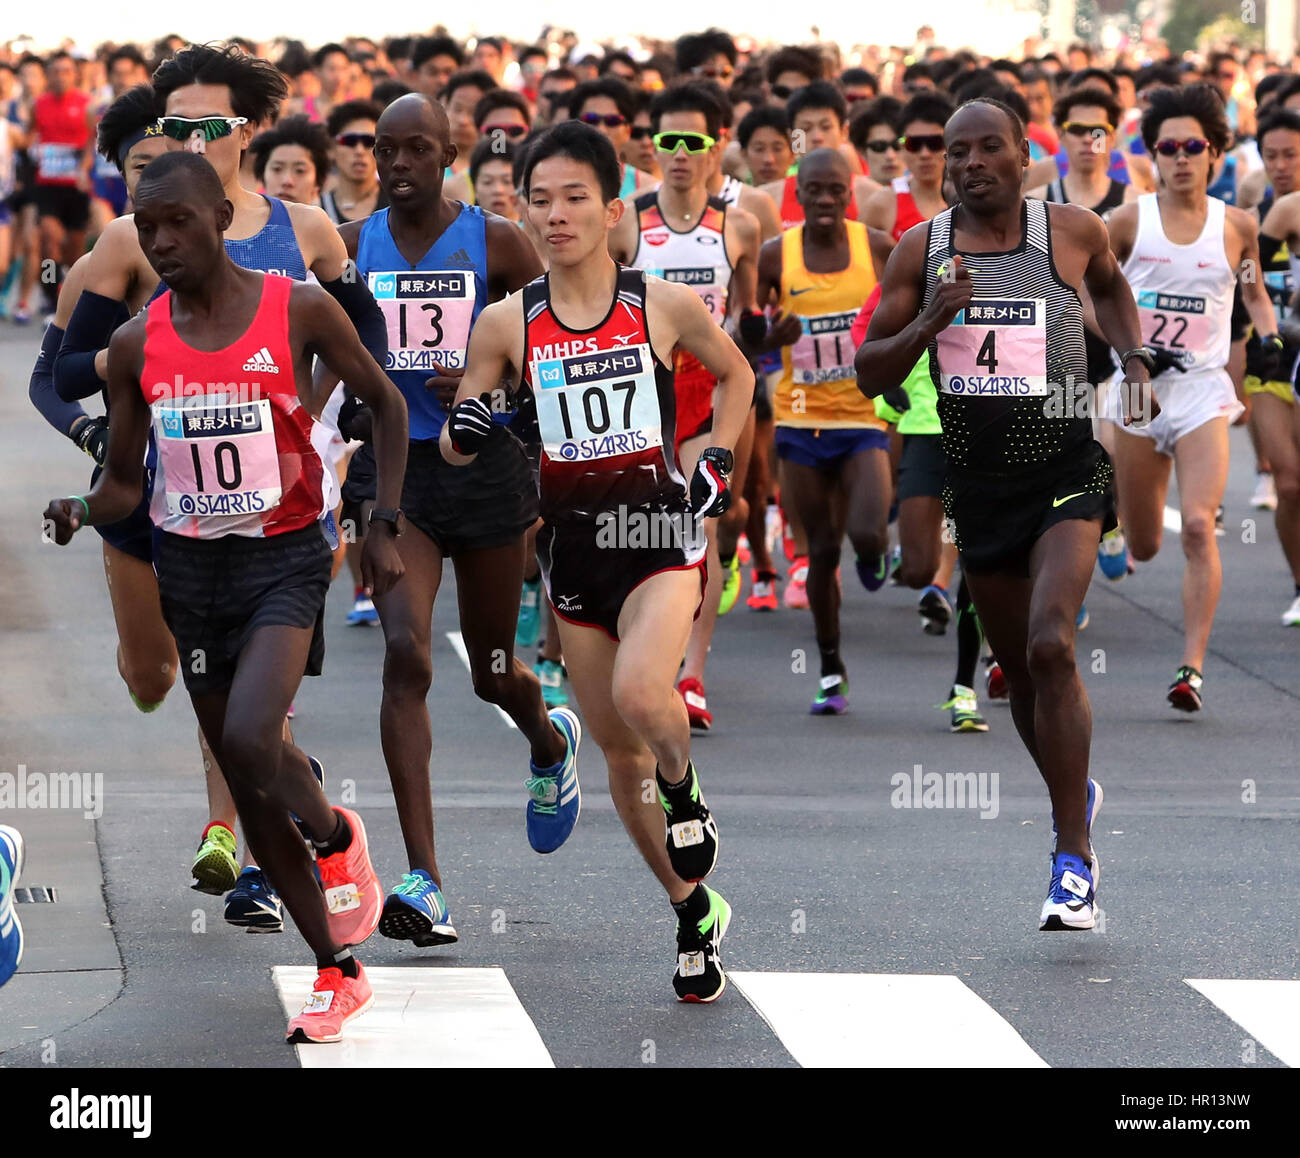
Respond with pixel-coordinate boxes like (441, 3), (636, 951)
(1102, 84), (1280, 709)
(443, 120), (753, 1000)
(747, 148), (892, 714)
(737, 105), (794, 188)
(858, 98), (1151, 930)
(336, 94), (578, 947)
(45, 150), (408, 1042)
(56, 43), (388, 915)
(848, 98), (905, 186)
(609, 82), (760, 730)
(321, 99), (384, 224)
(864, 92), (953, 241)
(567, 78), (654, 201)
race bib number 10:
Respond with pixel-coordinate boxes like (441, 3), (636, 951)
(369, 270), (476, 372)
(936, 297), (1048, 396)
(154, 397), (282, 518)
(532, 344), (663, 462)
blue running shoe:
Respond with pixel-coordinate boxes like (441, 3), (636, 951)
(224, 867), (284, 933)
(855, 553), (889, 592)
(0, 826), (25, 986)
(1051, 777), (1103, 882)
(534, 657), (569, 707)
(516, 577), (542, 648)
(1076, 603), (1089, 631)
(1097, 526), (1129, 581)
(379, 869), (459, 946)
(526, 707), (582, 853)
(1039, 851), (1096, 931)
(346, 593), (379, 626)
(918, 585), (952, 635)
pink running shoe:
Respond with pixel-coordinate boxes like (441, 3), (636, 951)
(286, 963), (375, 1043)
(315, 808), (383, 948)
(784, 556), (810, 609)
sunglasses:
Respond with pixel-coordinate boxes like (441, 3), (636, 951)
(865, 138), (900, 153)
(653, 130), (716, 154)
(1062, 121), (1113, 136)
(629, 125), (652, 141)
(335, 132), (376, 148)
(693, 66), (733, 81)
(845, 92), (874, 103)
(771, 84), (795, 100)
(580, 112), (628, 129)
(482, 123), (528, 139)
(1155, 137), (1210, 156)
(900, 134), (944, 153)
(157, 115), (248, 142)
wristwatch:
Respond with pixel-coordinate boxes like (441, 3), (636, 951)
(701, 446), (734, 475)
(369, 507), (406, 536)
(1120, 347), (1156, 374)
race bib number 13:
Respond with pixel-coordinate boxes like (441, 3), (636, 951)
(369, 270), (475, 372)
(532, 344), (663, 462)
(936, 297), (1048, 396)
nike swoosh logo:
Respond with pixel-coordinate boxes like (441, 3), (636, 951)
(790, 287), (814, 295)
(1052, 491), (1087, 508)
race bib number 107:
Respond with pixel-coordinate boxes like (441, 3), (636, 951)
(936, 297), (1048, 396)
(532, 344), (663, 462)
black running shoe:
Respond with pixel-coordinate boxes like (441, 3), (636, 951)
(1168, 665), (1203, 712)
(673, 886), (732, 1002)
(657, 762), (719, 883)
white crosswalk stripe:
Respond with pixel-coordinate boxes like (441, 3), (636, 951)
(446, 632), (517, 729)
(1185, 979), (1300, 1067)
(275, 966), (553, 1067)
(732, 972), (1049, 1067)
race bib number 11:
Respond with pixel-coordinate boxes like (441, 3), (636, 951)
(532, 344), (663, 462)
(936, 297), (1048, 396)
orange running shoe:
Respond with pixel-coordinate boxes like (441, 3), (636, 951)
(784, 556), (809, 609)
(286, 963), (375, 1044)
(677, 677), (713, 730)
(746, 570), (779, 612)
(315, 808), (383, 948)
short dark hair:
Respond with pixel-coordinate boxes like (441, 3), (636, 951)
(568, 77), (636, 124)
(412, 36), (463, 72)
(470, 134), (517, 188)
(96, 83), (163, 171)
(899, 91), (955, 132)
(152, 42), (288, 125)
(522, 120), (622, 203)
(442, 68), (497, 103)
(1067, 67), (1119, 96)
(312, 43), (350, 70)
(541, 67), (578, 89)
(848, 96), (901, 152)
(1257, 107), (1300, 146)
(786, 81), (847, 127)
(951, 68), (1004, 106)
(520, 45), (548, 66)
(1274, 74), (1300, 108)
(1020, 65), (1052, 89)
(1141, 83), (1231, 155)
(989, 59), (1023, 82)
(137, 149), (226, 206)
(248, 114), (332, 187)
(276, 42), (311, 79)
(840, 67), (878, 94)
(957, 96), (1025, 145)
(1256, 71), (1292, 108)
(473, 89), (532, 130)
(689, 78), (735, 130)
(326, 98), (382, 137)
(372, 80), (412, 108)
(737, 105), (789, 150)
(651, 82), (725, 138)
(475, 36), (504, 55)
(991, 86), (1031, 131)
(107, 46), (147, 72)
(1135, 63), (1181, 93)
(601, 51), (639, 78)
(902, 62), (933, 86)
(1053, 84), (1121, 129)
(674, 29), (737, 74)
(930, 59), (965, 90)
(766, 46), (823, 86)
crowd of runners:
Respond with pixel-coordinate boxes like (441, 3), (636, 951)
(2, 22), (1297, 1043)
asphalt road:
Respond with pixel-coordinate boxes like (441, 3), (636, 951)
(1, 319), (1297, 1069)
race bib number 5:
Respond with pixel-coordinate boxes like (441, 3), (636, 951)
(936, 297), (1048, 396)
(1135, 290), (1210, 369)
(154, 397), (282, 518)
(791, 310), (858, 385)
(369, 270), (475, 372)
(532, 344), (663, 462)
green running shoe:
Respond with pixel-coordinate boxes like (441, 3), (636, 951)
(534, 657), (569, 707)
(673, 885), (732, 1002)
(718, 553), (742, 615)
(191, 822), (239, 895)
(939, 684), (989, 733)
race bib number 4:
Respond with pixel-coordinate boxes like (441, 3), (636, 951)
(154, 396), (282, 518)
(1135, 290), (1211, 369)
(369, 270), (475, 372)
(936, 297), (1048, 396)
(791, 310), (857, 385)
(652, 267), (729, 323)
(532, 344), (663, 462)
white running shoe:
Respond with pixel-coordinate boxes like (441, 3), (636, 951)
(1283, 594), (1300, 627)
(1251, 472), (1278, 512)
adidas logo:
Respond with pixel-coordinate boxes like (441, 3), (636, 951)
(445, 248), (476, 269)
(241, 346), (280, 374)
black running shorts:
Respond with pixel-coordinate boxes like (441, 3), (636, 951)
(155, 523), (332, 695)
(942, 440), (1117, 576)
(897, 433), (948, 501)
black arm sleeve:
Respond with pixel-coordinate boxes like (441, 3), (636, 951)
(1259, 232), (1285, 270)
(55, 289), (131, 402)
(30, 323), (90, 436)
(319, 268), (388, 367)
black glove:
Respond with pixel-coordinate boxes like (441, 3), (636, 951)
(880, 385), (911, 413)
(1150, 346), (1187, 378)
(1245, 333), (1286, 382)
(70, 415), (109, 465)
(448, 393), (495, 456)
(689, 447), (732, 519)
(738, 309), (767, 347)
(336, 393), (373, 443)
